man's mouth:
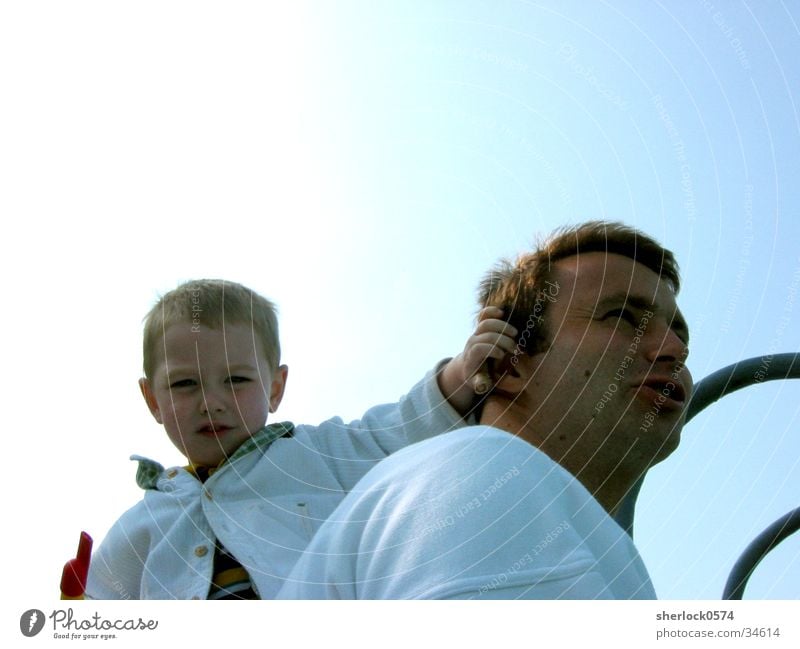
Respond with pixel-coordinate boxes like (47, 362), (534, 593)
(636, 377), (688, 410)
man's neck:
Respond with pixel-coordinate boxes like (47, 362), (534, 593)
(480, 399), (645, 517)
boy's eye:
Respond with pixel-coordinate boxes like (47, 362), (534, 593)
(227, 376), (251, 384)
(170, 379), (196, 388)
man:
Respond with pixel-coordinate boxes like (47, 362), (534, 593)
(277, 221), (692, 599)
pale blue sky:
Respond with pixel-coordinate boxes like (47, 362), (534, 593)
(3, 1), (798, 601)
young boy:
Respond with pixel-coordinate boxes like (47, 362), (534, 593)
(86, 279), (516, 599)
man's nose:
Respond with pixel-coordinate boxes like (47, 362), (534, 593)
(644, 323), (689, 364)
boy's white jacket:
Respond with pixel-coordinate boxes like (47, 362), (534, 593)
(86, 366), (463, 600)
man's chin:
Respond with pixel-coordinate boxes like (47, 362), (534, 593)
(649, 427), (682, 465)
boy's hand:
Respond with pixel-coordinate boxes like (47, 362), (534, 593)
(438, 307), (518, 417)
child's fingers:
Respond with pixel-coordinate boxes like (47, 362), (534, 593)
(465, 336), (517, 371)
(474, 317), (518, 339)
(469, 309), (518, 395)
(473, 333), (518, 360)
(467, 331), (518, 355)
(476, 306), (505, 322)
(486, 343), (513, 359)
(471, 370), (493, 395)
(484, 333), (518, 355)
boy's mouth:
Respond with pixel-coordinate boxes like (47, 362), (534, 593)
(197, 423), (233, 436)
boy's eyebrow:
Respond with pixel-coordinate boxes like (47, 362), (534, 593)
(224, 363), (259, 372)
(163, 365), (198, 375)
(164, 363), (260, 375)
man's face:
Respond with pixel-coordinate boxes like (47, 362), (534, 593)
(516, 252), (692, 476)
(140, 323), (287, 467)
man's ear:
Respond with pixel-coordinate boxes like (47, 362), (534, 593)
(492, 352), (541, 397)
(139, 377), (163, 424)
(268, 364), (289, 413)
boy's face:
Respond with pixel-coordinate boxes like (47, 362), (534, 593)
(139, 323), (288, 467)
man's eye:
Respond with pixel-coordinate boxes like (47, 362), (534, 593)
(228, 376), (251, 384)
(602, 308), (637, 326)
(670, 321), (691, 347)
(170, 379), (196, 388)
(674, 330), (691, 348)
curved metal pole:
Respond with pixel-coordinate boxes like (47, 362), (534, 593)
(685, 353), (800, 422)
(723, 507), (800, 599)
(616, 353), (800, 536)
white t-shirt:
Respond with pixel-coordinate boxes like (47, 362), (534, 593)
(277, 426), (657, 599)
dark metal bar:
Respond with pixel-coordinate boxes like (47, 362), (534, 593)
(685, 353), (800, 422)
(723, 507), (800, 599)
(616, 353), (800, 536)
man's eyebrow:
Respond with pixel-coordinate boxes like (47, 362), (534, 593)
(670, 311), (690, 344)
(593, 292), (653, 312)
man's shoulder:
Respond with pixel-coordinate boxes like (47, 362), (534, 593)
(391, 424), (519, 454)
(348, 425), (571, 498)
(379, 425), (551, 474)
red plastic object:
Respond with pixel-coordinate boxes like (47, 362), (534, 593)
(60, 532), (93, 599)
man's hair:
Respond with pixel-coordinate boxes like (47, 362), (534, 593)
(477, 221), (680, 353)
(142, 279), (280, 379)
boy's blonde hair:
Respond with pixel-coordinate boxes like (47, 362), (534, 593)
(142, 279), (280, 379)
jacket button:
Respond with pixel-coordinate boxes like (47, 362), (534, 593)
(166, 469), (178, 479)
(194, 545), (209, 557)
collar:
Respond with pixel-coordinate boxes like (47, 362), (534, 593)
(134, 421), (294, 490)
